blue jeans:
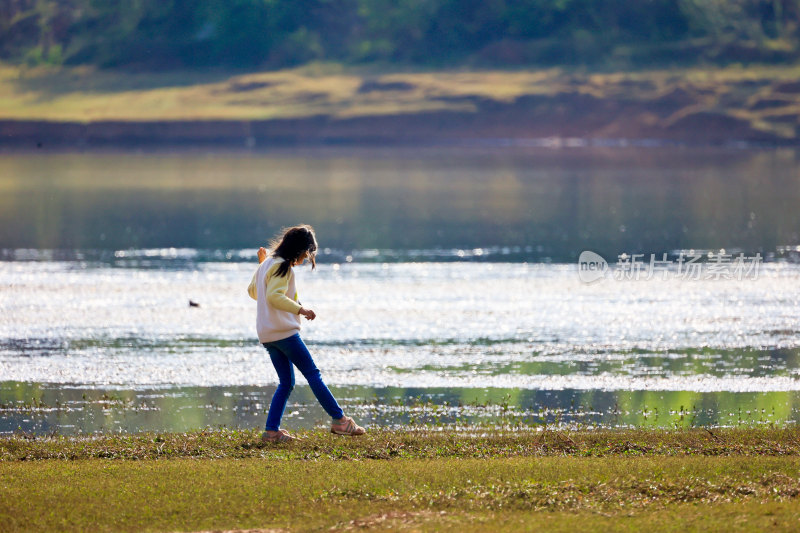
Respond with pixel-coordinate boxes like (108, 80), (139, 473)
(262, 333), (344, 431)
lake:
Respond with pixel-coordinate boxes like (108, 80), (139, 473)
(1, 146), (799, 433)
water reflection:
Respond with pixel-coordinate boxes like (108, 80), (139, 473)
(2, 382), (797, 435)
(1, 147), (798, 260)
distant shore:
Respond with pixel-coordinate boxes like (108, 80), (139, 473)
(1, 64), (800, 148)
(0, 106), (789, 149)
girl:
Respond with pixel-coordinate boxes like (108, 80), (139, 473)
(248, 224), (365, 442)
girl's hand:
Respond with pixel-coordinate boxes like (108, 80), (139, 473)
(257, 247), (267, 263)
(299, 307), (316, 321)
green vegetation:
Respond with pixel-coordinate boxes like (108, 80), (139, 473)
(2, 1), (800, 70)
(3, 4), (800, 143)
(2, 428), (800, 531)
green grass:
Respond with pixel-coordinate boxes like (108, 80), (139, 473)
(2, 428), (800, 531)
(2, 454), (800, 531)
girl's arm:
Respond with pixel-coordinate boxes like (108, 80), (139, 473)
(265, 265), (303, 314)
(247, 247), (269, 300)
(247, 269), (259, 300)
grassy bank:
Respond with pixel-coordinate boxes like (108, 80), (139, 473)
(2, 428), (800, 531)
(3, 455), (800, 532)
(2, 63), (800, 143)
(3, 427), (800, 461)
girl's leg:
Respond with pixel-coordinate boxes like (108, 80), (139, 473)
(273, 334), (344, 420)
(263, 343), (295, 431)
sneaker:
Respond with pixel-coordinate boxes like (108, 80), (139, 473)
(330, 416), (366, 436)
(261, 429), (296, 443)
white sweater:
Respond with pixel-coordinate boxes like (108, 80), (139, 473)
(247, 257), (303, 343)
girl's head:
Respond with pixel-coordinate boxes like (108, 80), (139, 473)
(270, 225), (317, 277)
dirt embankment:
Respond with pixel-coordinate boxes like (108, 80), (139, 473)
(2, 73), (799, 147)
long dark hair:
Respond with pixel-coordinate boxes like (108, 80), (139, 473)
(270, 225), (318, 278)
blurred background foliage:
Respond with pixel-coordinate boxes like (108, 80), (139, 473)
(1, 0), (799, 69)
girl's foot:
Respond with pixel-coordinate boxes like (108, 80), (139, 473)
(261, 429), (296, 442)
(331, 416), (365, 436)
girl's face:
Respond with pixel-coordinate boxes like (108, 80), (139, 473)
(294, 251), (309, 266)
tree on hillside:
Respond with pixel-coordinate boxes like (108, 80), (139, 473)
(0, 0), (798, 68)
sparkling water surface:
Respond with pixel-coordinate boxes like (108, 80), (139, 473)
(2, 254), (798, 392)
